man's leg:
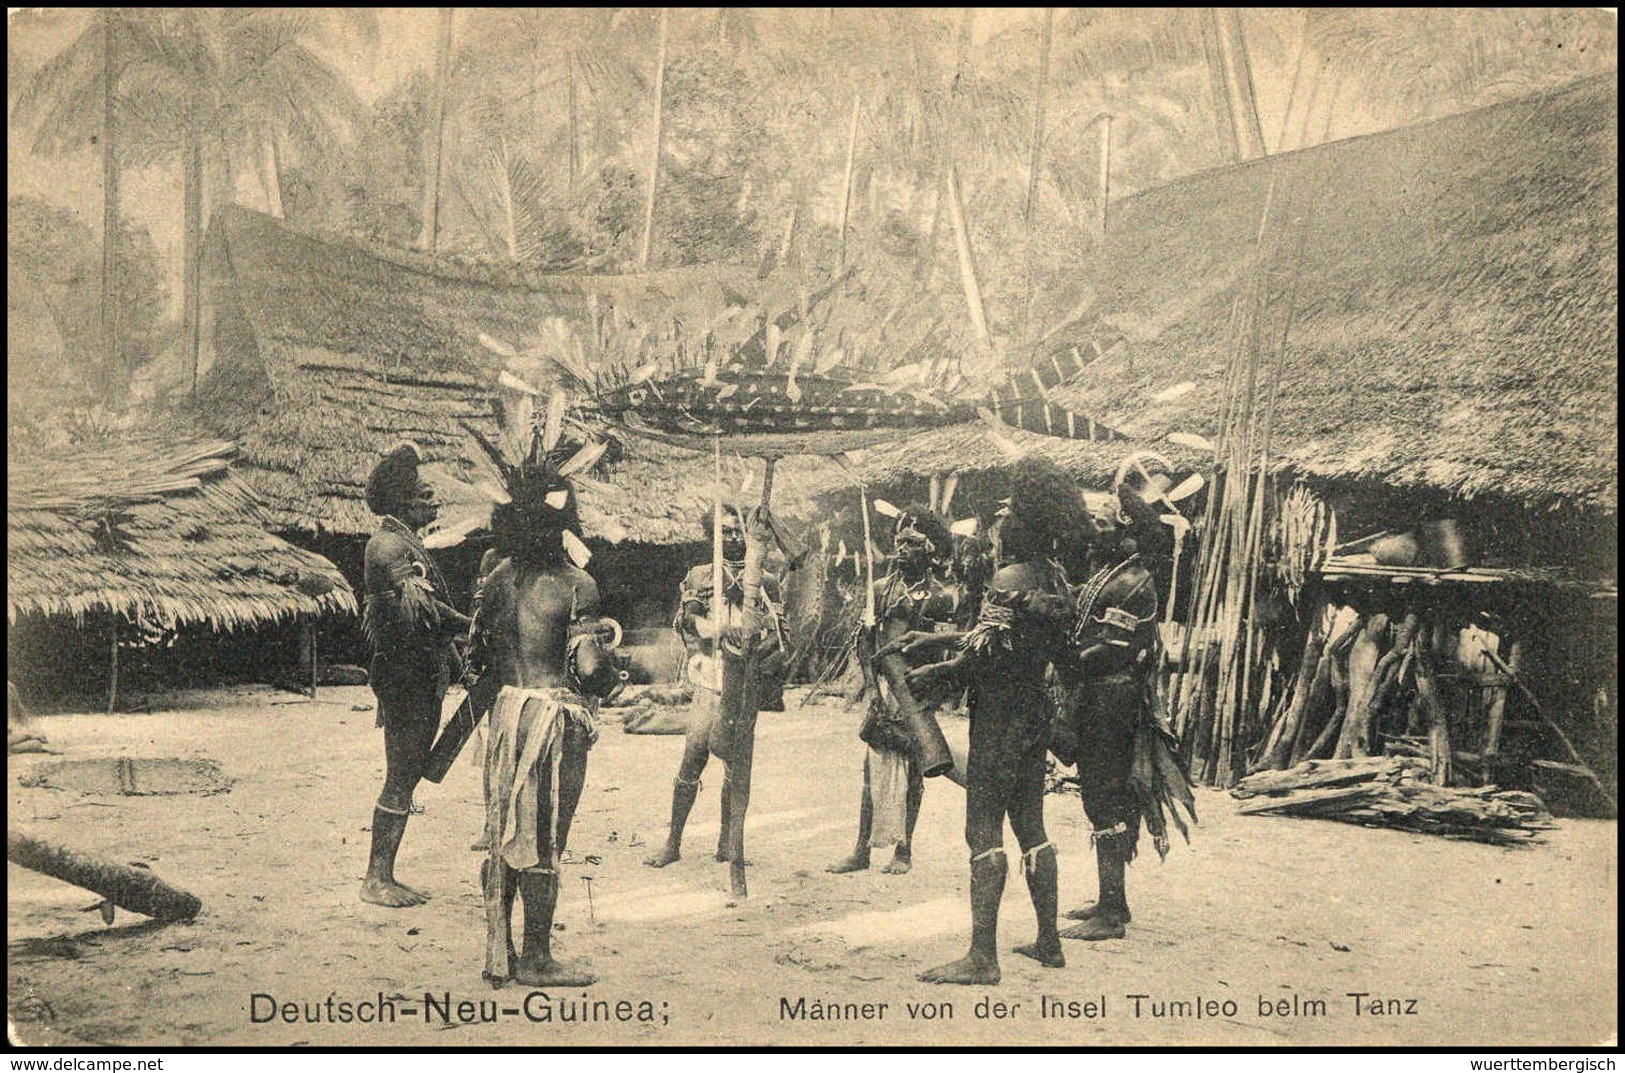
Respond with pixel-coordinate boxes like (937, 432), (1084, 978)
(1009, 754), (1064, 968)
(361, 693), (435, 907)
(645, 716), (710, 868)
(512, 870), (597, 987)
(919, 732), (1005, 986)
(827, 751), (875, 873)
(1063, 679), (1137, 939)
(881, 756), (924, 875)
(512, 738), (596, 987)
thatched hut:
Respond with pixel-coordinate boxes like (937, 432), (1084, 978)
(7, 437), (355, 708)
(1030, 74), (1617, 799)
(180, 207), (839, 641)
(1049, 73), (1616, 553)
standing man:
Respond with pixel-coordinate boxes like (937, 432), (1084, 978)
(360, 443), (470, 908)
(1061, 485), (1194, 941)
(893, 458), (1096, 984)
(471, 441), (626, 987)
(644, 505), (786, 869)
(828, 504), (959, 876)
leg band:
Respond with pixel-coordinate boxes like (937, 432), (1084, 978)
(970, 846), (1006, 864)
(518, 865), (557, 876)
(675, 775), (702, 790)
(1021, 840), (1056, 876)
(375, 801), (410, 817)
(1089, 822), (1128, 848)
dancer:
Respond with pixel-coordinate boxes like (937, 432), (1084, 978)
(644, 505), (786, 869)
(892, 458), (1096, 984)
(470, 439), (627, 987)
(828, 504), (960, 876)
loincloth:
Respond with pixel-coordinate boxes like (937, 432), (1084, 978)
(483, 686), (598, 873)
(482, 685), (597, 982)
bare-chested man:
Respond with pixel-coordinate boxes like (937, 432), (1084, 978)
(644, 505), (786, 870)
(827, 504), (960, 876)
(360, 443), (471, 908)
(469, 443), (626, 988)
(888, 458), (1097, 984)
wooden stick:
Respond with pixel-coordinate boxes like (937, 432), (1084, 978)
(107, 616), (119, 715)
(1481, 646), (1613, 809)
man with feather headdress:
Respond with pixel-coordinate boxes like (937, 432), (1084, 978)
(359, 442), (471, 909)
(465, 431), (628, 988)
(1055, 473), (1198, 942)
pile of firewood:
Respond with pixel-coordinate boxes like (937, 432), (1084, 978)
(1231, 757), (1554, 846)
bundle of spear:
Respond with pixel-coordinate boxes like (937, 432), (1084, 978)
(1169, 177), (1317, 787)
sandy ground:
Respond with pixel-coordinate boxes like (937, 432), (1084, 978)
(6, 684), (1617, 1049)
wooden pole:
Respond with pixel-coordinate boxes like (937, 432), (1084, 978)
(1221, 9), (1268, 158)
(638, 8), (670, 271)
(1275, 11), (1310, 153)
(838, 92), (861, 269)
(1023, 8), (1053, 225)
(1199, 8), (1240, 163)
(107, 616), (119, 715)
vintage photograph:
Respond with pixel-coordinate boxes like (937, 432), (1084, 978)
(7, 7), (1617, 1050)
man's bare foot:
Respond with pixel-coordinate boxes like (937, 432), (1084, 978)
(1013, 941), (1065, 967)
(826, 851), (870, 874)
(643, 846), (681, 868)
(359, 878), (426, 907)
(879, 851), (912, 875)
(394, 879), (431, 902)
(1064, 902), (1131, 923)
(512, 956), (596, 987)
(1060, 913), (1126, 941)
(918, 952), (999, 985)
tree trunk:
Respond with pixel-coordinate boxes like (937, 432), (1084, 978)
(183, 87), (204, 398)
(1023, 8), (1053, 224)
(566, 50), (580, 194)
(106, 616), (119, 715)
(638, 8), (669, 271)
(945, 165), (993, 357)
(420, 7), (455, 255)
(100, 7), (121, 406)
(258, 126), (284, 218)
(1095, 113), (1113, 238)
(838, 92), (861, 269)
(496, 136), (519, 261)
(1275, 11), (1311, 153)
(8, 830), (202, 922)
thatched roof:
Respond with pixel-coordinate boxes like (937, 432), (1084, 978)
(843, 420), (1205, 490)
(189, 207), (840, 543)
(8, 438), (357, 629)
(1051, 74), (1618, 514)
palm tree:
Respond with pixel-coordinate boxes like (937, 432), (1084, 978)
(110, 10), (373, 392)
(11, 9), (125, 404)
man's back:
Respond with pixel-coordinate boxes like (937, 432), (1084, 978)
(481, 560), (599, 690)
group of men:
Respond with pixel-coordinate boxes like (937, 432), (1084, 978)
(358, 440), (1184, 989)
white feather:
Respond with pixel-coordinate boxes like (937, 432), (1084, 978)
(562, 529), (592, 568)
